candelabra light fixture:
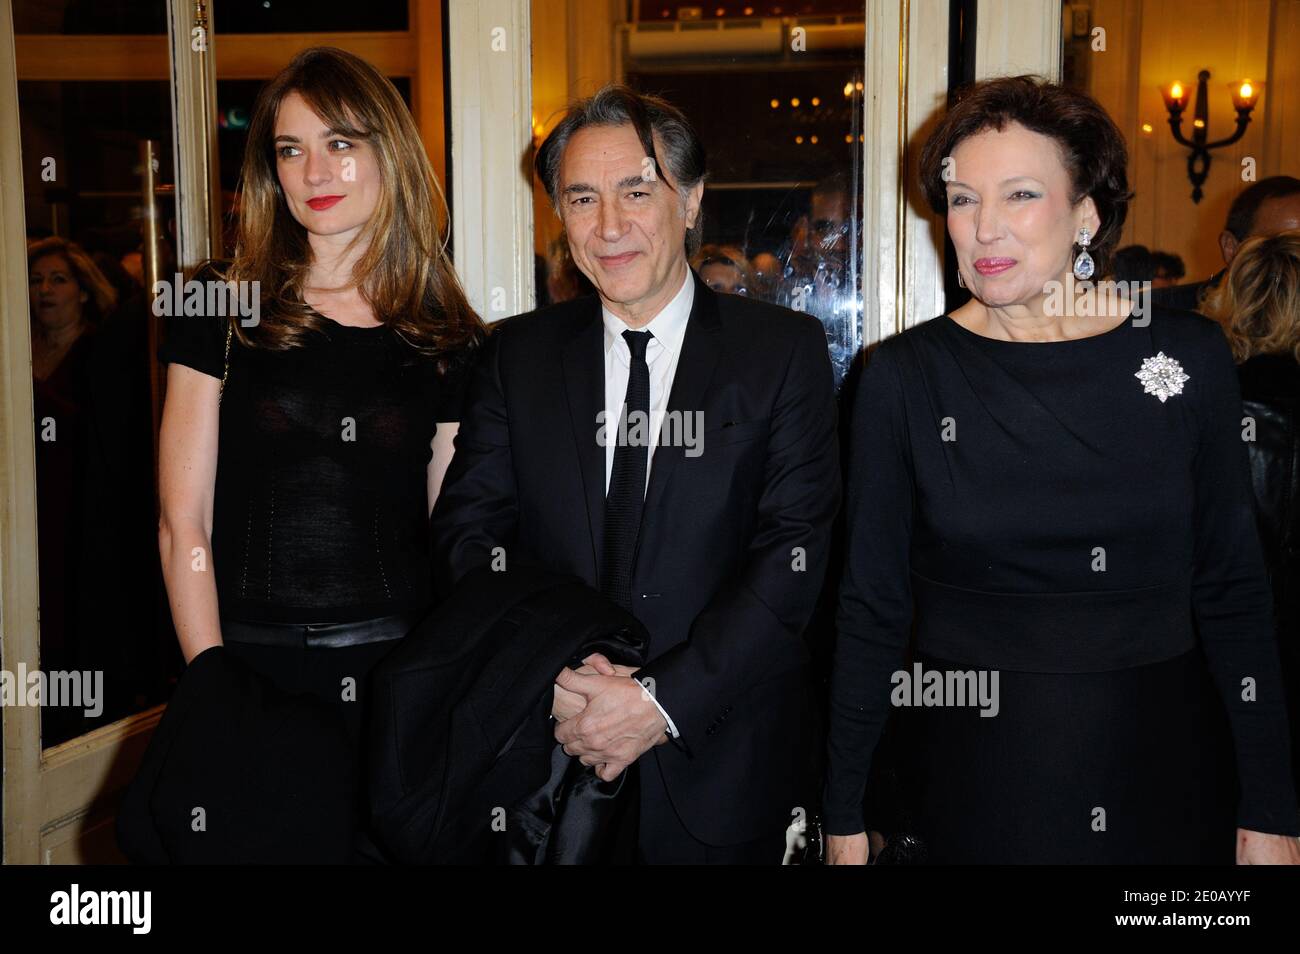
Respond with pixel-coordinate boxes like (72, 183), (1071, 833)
(1160, 70), (1260, 203)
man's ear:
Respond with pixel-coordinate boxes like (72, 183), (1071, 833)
(1219, 229), (1238, 266)
(684, 181), (704, 229)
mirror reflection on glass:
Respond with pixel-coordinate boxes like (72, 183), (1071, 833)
(533, 2), (866, 387)
(20, 73), (182, 748)
(15, 1), (426, 752)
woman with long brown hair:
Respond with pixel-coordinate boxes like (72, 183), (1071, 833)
(153, 47), (483, 860)
(1204, 229), (1300, 806)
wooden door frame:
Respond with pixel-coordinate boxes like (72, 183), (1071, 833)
(0, 0), (214, 865)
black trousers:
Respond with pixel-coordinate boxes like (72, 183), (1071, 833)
(635, 756), (789, 865)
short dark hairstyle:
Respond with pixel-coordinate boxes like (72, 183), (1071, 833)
(1111, 244), (1153, 284)
(535, 85), (708, 256)
(919, 75), (1133, 277)
(1150, 250), (1185, 280)
(1224, 175), (1300, 240)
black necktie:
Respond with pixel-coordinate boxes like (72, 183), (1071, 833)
(602, 329), (653, 609)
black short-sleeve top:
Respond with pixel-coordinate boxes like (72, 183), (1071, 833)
(158, 298), (473, 625)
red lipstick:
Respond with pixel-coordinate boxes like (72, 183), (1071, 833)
(306, 195), (344, 211)
(974, 257), (1016, 276)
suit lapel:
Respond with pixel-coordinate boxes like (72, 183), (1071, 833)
(560, 298), (606, 580)
(644, 273), (722, 514)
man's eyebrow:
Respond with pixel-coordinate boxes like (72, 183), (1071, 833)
(560, 175), (659, 196)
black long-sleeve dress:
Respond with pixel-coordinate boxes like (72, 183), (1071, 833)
(825, 307), (1299, 864)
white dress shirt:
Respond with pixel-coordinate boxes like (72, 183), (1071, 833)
(599, 267), (694, 738)
(601, 268), (694, 493)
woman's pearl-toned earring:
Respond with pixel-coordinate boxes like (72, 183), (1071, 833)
(956, 270), (966, 289)
(1073, 226), (1095, 281)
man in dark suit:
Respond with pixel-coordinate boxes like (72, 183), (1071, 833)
(1154, 175), (1300, 312)
(430, 85), (840, 864)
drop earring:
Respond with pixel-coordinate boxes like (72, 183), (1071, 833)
(956, 269), (966, 288)
(1072, 227), (1095, 281)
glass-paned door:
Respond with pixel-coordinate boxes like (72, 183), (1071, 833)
(531, 0), (867, 387)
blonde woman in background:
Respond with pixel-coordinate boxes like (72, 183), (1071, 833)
(1204, 229), (1300, 807)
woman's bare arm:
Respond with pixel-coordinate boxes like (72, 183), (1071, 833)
(157, 363), (223, 664)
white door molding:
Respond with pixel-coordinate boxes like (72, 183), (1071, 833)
(446, 0), (536, 322)
(976, 0), (1063, 82)
(862, 0), (951, 343)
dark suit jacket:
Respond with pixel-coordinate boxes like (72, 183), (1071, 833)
(1151, 271), (1223, 313)
(368, 566), (649, 864)
(430, 269), (841, 845)
(1238, 354), (1300, 788)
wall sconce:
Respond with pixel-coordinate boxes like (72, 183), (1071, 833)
(1161, 70), (1260, 203)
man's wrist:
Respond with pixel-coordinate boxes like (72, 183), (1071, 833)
(637, 677), (679, 738)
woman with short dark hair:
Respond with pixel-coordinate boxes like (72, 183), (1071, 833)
(825, 76), (1299, 864)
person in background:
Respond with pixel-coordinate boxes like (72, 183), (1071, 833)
(1203, 229), (1300, 803)
(1151, 250), (1185, 289)
(777, 173), (862, 385)
(543, 234), (597, 304)
(1110, 244), (1154, 289)
(749, 250), (783, 302)
(691, 243), (752, 295)
(27, 238), (118, 713)
(1155, 176), (1300, 313)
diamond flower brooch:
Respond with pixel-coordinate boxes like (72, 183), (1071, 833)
(1135, 352), (1189, 402)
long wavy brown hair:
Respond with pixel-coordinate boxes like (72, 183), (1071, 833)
(1203, 230), (1300, 364)
(225, 46), (482, 369)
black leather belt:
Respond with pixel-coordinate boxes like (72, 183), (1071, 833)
(221, 612), (421, 649)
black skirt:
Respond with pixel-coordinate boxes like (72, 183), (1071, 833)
(895, 648), (1237, 864)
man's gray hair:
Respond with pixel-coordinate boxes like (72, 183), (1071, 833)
(535, 84), (708, 256)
